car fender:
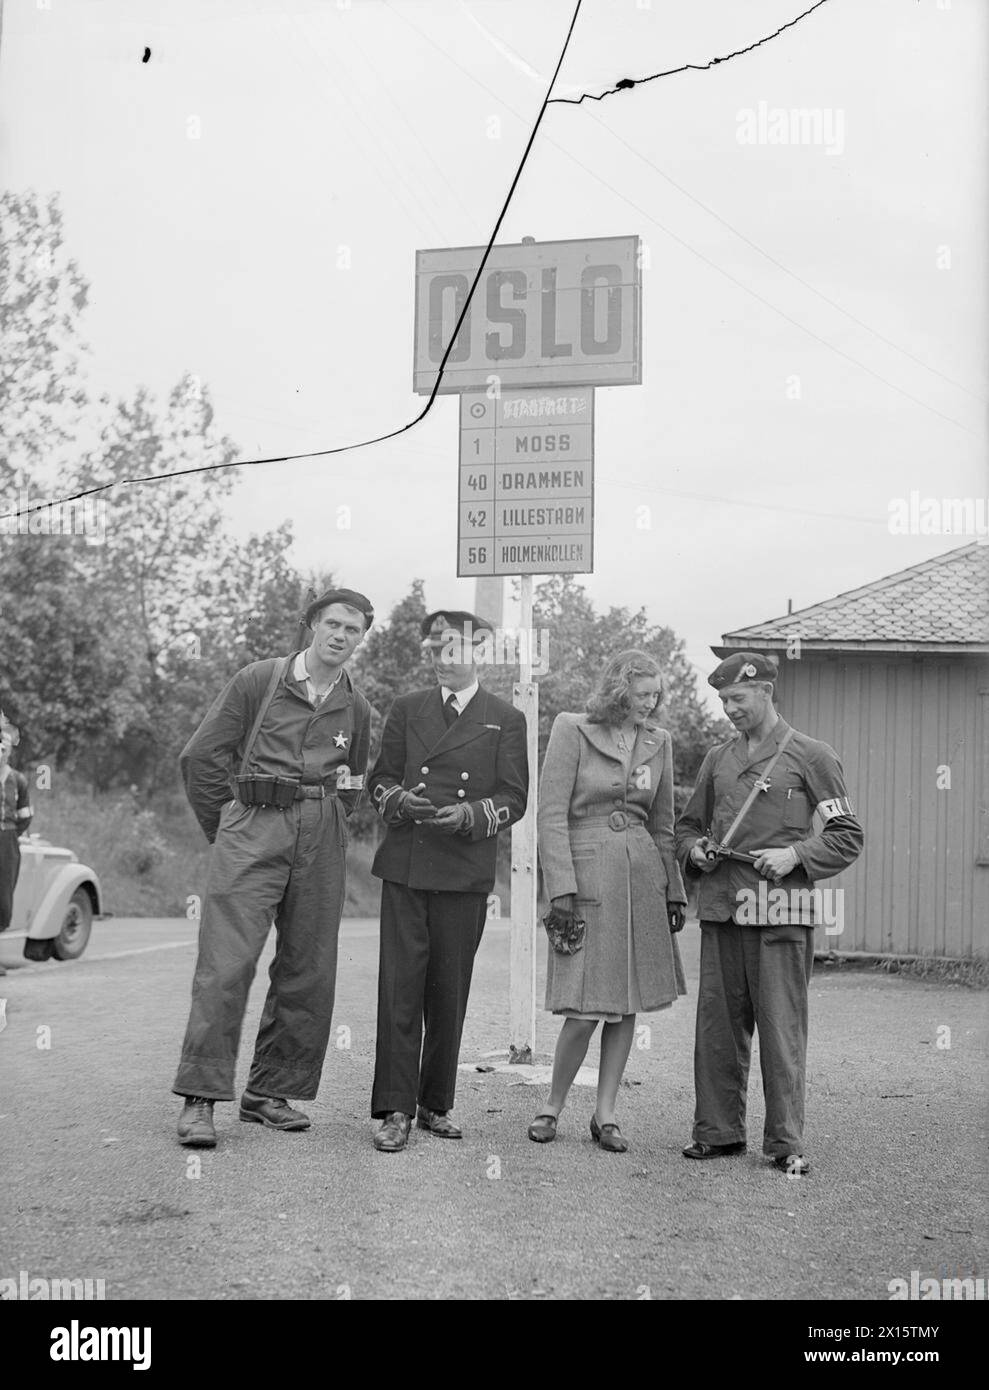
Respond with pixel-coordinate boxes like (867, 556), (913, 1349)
(28, 864), (104, 940)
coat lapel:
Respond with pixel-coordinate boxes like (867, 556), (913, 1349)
(631, 722), (664, 767)
(409, 686), (496, 759)
(576, 719), (623, 764)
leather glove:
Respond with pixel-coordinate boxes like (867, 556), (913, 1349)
(667, 904), (684, 933)
(400, 783), (437, 821)
(542, 896), (585, 955)
(429, 803), (473, 835)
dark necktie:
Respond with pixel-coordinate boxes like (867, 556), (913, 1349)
(442, 692), (460, 728)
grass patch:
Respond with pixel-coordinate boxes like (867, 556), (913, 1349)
(26, 784), (512, 920)
(816, 952), (989, 989)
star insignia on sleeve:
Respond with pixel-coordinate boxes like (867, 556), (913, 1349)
(333, 731), (349, 748)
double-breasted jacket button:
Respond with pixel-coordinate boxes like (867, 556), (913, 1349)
(421, 765), (429, 774)
(457, 789), (466, 798)
(461, 772), (469, 780)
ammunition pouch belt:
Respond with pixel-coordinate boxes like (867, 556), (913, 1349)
(234, 775), (299, 808)
(234, 775), (339, 807)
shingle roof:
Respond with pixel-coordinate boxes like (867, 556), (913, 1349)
(719, 544), (989, 652)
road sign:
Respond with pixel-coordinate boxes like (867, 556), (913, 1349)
(457, 388), (594, 576)
(414, 236), (640, 394)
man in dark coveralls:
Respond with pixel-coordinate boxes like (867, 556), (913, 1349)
(675, 653), (863, 1175)
(173, 589), (374, 1148)
(0, 717), (33, 977)
(368, 610), (529, 1152)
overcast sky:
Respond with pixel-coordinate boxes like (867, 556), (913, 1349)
(2, 0), (986, 712)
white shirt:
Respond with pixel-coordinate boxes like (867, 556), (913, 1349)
(294, 649), (342, 708)
(440, 679), (478, 715)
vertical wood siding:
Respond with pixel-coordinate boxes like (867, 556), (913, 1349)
(775, 654), (989, 958)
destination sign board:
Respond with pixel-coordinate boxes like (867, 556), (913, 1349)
(457, 388), (594, 576)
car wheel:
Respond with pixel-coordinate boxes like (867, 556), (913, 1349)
(52, 890), (94, 960)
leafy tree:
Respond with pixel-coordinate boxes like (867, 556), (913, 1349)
(72, 376), (241, 794)
(0, 192), (91, 486)
(530, 575), (729, 787)
(347, 580), (430, 839)
(0, 534), (130, 775)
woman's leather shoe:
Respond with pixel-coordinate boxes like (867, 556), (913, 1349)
(590, 1114), (628, 1153)
(527, 1113), (558, 1143)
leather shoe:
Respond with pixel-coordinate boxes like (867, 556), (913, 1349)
(527, 1113), (558, 1143)
(177, 1096), (216, 1148)
(773, 1153), (811, 1176)
(590, 1114), (629, 1153)
(682, 1140), (747, 1160)
(238, 1092), (310, 1130)
(416, 1106), (462, 1139)
(375, 1111), (412, 1151)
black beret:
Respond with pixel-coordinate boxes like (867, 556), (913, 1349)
(304, 588), (374, 631)
(420, 610), (494, 645)
(708, 651), (779, 690)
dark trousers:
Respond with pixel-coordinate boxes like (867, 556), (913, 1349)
(0, 828), (21, 932)
(693, 920), (816, 1157)
(173, 796), (347, 1102)
(371, 880), (487, 1118)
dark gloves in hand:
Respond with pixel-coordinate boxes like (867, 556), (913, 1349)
(543, 896), (585, 955)
(429, 803), (473, 835)
(400, 783), (437, 821)
(667, 904), (685, 933)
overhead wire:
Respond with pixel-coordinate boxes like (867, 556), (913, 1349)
(4, 0), (924, 526)
(382, 1), (978, 436)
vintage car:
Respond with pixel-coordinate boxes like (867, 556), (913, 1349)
(0, 834), (105, 966)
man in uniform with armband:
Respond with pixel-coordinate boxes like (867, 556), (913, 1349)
(368, 610), (529, 1152)
(675, 652), (863, 1175)
(172, 588), (374, 1148)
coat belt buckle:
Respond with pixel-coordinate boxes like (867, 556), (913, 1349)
(608, 809), (630, 831)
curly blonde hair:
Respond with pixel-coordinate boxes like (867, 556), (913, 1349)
(586, 649), (664, 725)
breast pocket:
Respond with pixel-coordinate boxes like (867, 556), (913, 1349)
(571, 851), (601, 905)
(782, 782), (811, 831)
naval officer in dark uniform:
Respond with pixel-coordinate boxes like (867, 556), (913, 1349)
(675, 653), (863, 1175)
(173, 589), (374, 1148)
(369, 610), (529, 1151)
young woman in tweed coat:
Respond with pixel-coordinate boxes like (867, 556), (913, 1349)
(528, 651), (687, 1153)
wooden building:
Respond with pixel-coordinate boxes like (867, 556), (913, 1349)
(713, 543), (989, 960)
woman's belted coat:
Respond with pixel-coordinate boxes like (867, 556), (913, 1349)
(538, 713), (687, 1015)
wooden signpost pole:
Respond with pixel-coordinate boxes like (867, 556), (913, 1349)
(510, 573), (539, 1063)
(413, 234), (641, 1070)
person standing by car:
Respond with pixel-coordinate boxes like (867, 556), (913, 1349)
(172, 589), (374, 1148)
(528, 651), (687, 1153)
(0, 717), (33, 976)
